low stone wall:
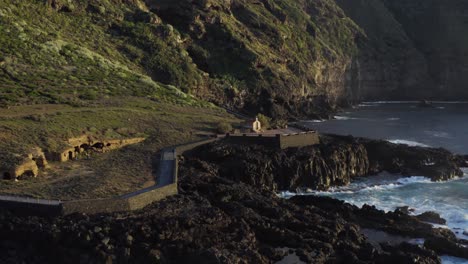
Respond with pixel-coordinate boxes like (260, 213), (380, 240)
(127, 184), (177, 210)
(224, 132), (319, 149)
(225, 134), (280, 148)
(61, 184), (179, 215)
(62, 197), (130, 215)
(174, 138), (219, 154)
(279, 132), (320, 149)
(0, 195), (62, 216)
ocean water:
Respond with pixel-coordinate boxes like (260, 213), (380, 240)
(289, 102), (468, 263)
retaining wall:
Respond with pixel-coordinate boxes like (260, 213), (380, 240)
(127, 184), (178, 210)
(279, 132), (320, 149)
(225, 134), (280, 148)
(173, 138), (219, 154)
(225, 132), (319, 149)
(0, 195), (62, 216)
(62, 197), (129, 215)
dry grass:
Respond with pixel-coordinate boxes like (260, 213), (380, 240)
(0, 98), (239, 199)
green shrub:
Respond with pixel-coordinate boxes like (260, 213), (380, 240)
(216, 122), (233, 134)
(257, 113), (271, 130)
(79, 89), (98, 100)
(272, 119), (288, 129)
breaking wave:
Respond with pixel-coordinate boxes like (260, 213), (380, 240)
(387, 139), (431, 147)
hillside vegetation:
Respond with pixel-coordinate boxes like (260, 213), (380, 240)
(2, 0), (468, 116)
(0, 0), (363, 118)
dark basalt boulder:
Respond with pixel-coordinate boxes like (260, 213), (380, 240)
(395, 206), (415, 215)
(416, 212), (447, 225)
(425, 237), (468, 259)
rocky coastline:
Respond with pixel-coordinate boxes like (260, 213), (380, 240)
(182, 134), (466, 191)
(0, 135), (467, 263)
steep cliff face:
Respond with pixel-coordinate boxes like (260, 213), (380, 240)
(381, 0), (468, 100)
(141, 0), (468, 109)
(336, 0), (432, 101)
(1, 0), (468, 119)
(337, 0), (468, 101)
(144, 0), (362, 118)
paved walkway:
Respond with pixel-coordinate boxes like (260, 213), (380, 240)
(120, 148), (176, 199)
(156, 149), (176, 187)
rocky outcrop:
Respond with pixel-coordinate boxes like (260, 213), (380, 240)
(361, 137), (465, 181)
(0, 160), (467, 263)
(181, 134), (464, 191)
(416, 212), (447, 225)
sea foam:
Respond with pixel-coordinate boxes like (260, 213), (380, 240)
(387, 139), (431, 147)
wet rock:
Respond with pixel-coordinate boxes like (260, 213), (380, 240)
(425, 237), (468, 259)
(416, 212), (447, 225)
(395, 206), (415, 215)
(102, 237), (110, 246)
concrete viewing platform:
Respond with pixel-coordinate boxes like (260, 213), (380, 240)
(225, 130), (320, 149)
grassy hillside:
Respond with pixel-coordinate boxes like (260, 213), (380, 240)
(0, 0), (205, 106)
(0, 0), (363, 118)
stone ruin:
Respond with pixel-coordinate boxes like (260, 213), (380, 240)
(0, 147), (48, 181)
(46, 136), (146, 162)
(0, 136), (145, 181)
